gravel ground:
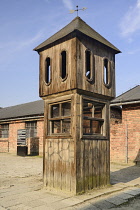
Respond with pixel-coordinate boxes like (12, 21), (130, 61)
(0, 153), (43, 190)
(0, 153), (140, 210)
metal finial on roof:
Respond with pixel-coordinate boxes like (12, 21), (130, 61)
(69, 5), (87, 16)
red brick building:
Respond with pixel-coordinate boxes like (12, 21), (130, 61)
(110, 85), (140, 163)
(0, 100), (44, 156)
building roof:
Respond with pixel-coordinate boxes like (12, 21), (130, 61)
(0, 100), (44, 121)
(111, 85), (140, 105)
(34, 16), (120, 53)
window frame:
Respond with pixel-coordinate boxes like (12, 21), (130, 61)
(0, 124), (9, 138)
(48, 100), (71, 136)
(25, 121), (37, 138)
(81, 97), (107, 140)
(45, 57), (51, 85)
(60, 50), (68, 81)
(85, 49), (95, 83)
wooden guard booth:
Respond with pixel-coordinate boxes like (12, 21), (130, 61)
(34, 17), (120, 194)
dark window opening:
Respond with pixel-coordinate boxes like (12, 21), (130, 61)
(45, 57), (51, 84)
(83, 100), (104, 135)
(85, 50), (91, 79)
(104, 58), (109, 85)
(61, 51), (67, 79)
(62, 119), (71, 133)
(48, 101), (71, 135)
(62, 102), (71, 116)
(52, 120), (61, 134)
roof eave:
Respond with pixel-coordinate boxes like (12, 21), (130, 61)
(0, 114), (44, 123)
(34, 29), (121, 54)
(110, 99), (140, 106)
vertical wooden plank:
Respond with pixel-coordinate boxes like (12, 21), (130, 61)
(53, 139), (58, 189)
(57, 139), (62, 190)
(47, 139), (51, 188)
(70, 37), (77, 89)
(104, 140), (107, 186)
(88, 140), (93, 190)
(70, 140), (75, 193)
(84, 140), (90, 192)
(65, 140), (70, 192)
(97, 140), (100, 188)
(103, 141), (106, 186)
(99, 141), (104, 187)
(50, 139), (54, 189)
(106, 140), (110, 185)
(61, 139), (67, 191)
(93, 140), (97, 188)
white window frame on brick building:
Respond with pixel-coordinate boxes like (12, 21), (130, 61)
(0, 124), (9, 138)
(25, 121), (37, 138)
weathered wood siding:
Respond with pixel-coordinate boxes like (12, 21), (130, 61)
(44, 138), (76, 192)
(75, 93), (110, 193)
(39, 38), (77, 97)
(43, 93), (110, 194)
(76, 139), (110, 193)
(43, 93), (76, 193)
(76, 37), (115, 98)
(39, 37), (115, 99)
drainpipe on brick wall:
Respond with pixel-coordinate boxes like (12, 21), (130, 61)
(125, 124), (128, 163)
(8, 141), (9, 152)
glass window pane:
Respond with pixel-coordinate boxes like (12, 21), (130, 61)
(62, 119), (70, 133)
(52, 120), (61, 133)
(0, 124), (9, 138)
(25, 121), (37, 137)
(51, 104), (59, 118)
(62, 102), (71, 116)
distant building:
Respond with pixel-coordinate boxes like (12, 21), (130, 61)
(0, 100), (44, 155)
(110, 85), (140, 163)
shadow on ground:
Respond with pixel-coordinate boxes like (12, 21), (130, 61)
(110, 165), (140, 185)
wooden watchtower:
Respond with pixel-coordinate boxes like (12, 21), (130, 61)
(34, 17), (120, 194)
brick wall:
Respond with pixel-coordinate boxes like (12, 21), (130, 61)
(9, 122), (25, 154)
(0, 140), (9, 152)
(110, 104), (140, 163)
(0, 118), (44, 156)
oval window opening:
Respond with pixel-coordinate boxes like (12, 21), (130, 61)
(61, 51), (67, 79)
(85, 50), (91, 80)
(104, 59), (109, 85)
(45, 57), (51, 84)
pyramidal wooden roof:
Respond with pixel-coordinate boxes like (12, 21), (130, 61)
(34, 17), (120, 53)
